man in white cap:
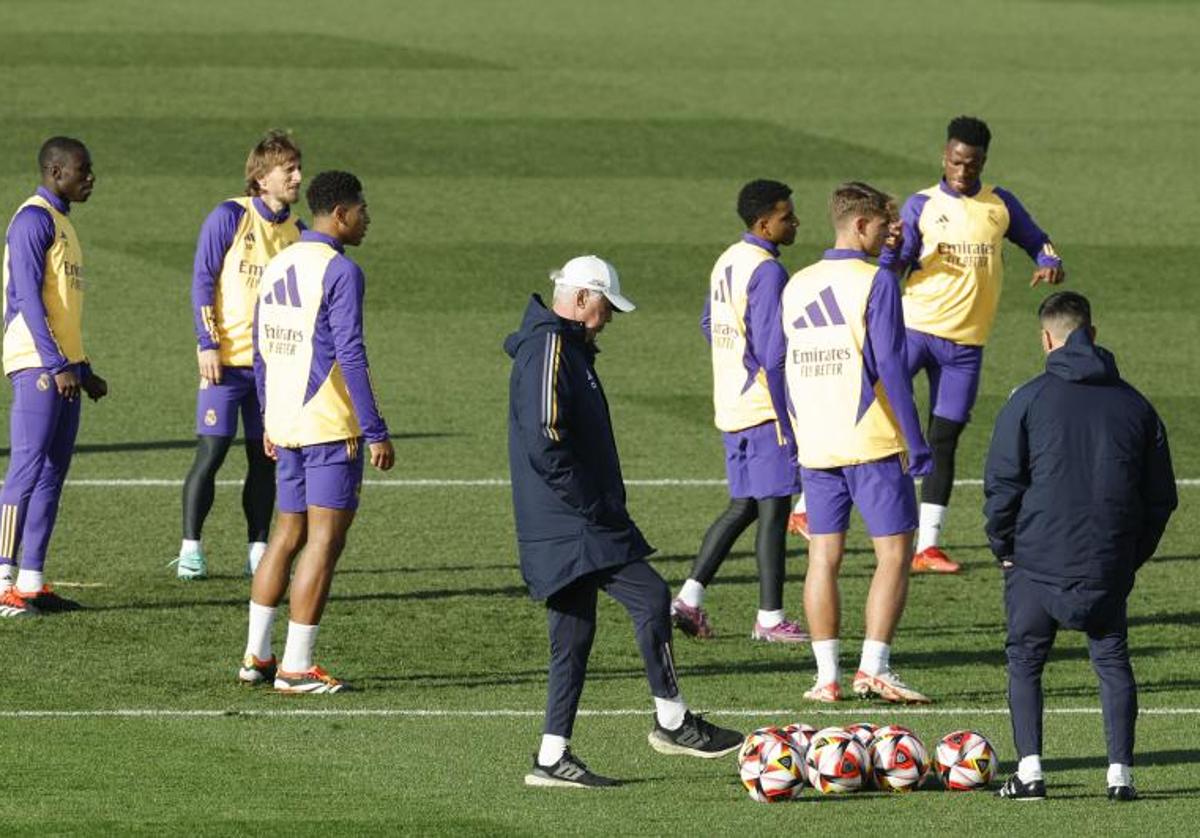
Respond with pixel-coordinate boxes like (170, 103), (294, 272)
(505, 256), (743, 788)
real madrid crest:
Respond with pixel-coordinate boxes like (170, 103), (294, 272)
(204, 408), (218, 427)
(37, 373), (51, 391)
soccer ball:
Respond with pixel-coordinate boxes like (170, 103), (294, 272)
(869, 729), (930, 792)
(935, 730), (998, 791)
(782, 722), (816, 756)
(845, 721), (879, 749)
(738, 731), (802, 803)
(804, 727), (869, 794)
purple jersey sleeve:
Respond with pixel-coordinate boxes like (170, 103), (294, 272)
(745, 259), (793, 442)
(4, 205), (70, 372)
(994, 187), (1061, 268)
(894, 193), (930, 276)
(192, 200), (244, 350)
(700, 297), (712, 343)
(325, 258), (389, 443)
(865, 266), (928, 457)
(251, 298), (266, 413)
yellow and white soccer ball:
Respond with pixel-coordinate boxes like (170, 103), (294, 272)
(869, 728), (929, 792)
(804, 726), (869, 794)
(935, 730), (998, 791)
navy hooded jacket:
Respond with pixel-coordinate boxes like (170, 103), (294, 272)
(505, 294), (653, 600)
(983, 328), (1176, 588)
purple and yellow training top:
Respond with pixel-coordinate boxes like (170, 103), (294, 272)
(897, 180), (1061, 346)
(193, 196), (303, 367)
(2, 186), (86, 375)
(253, 230), (388, 448)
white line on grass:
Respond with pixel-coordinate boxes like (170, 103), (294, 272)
(27, 478), (1200, 488)
(1, 707), (1198, 719)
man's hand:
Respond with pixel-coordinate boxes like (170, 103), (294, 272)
(908, 444), (934, 478)
(82, 373), (108, 402)
(54, 369), (80, 401)
(198, 349), (222, 384)
(1030, 265), (1065, 287)
(369, 439), (395, 472)
(262, 432), (278, 461)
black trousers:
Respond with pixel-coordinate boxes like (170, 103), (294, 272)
(544, 560), (678, 738)
(1005, 568), (1136, 765)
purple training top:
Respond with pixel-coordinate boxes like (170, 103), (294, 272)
(895, 179), (1062, 275)
(701, 232), (793, 443)
(253, 229), (389, 444)
(4, 186), (75, 374)
(191, 196), (299, 351)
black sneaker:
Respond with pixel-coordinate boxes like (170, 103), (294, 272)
(1108, 784), (1138, 802)
(996, 773), (1047, 800)
(524, 750), (620, 789)
(647, 711), (743, 758)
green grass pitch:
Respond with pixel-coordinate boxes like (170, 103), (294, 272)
(1, 0), (1198, 834)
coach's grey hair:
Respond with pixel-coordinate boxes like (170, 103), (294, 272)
(552, 283), (602, 307)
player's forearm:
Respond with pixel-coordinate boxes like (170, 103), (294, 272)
(192, 277), (220, 349)
(699, 298), (712, 344)
(341, 364), (389, 443)
(867, 270), (925, 452)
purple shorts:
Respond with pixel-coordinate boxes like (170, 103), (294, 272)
(275, 438), (365, 513)
(722, 421), (801, 500)
(195, 367), (263, 438)
(905, 329), (984, 424)
(800, 455), (917, 537)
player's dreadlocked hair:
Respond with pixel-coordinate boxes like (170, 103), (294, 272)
(947, 115), (992, 150)
(38, 136), (88, 170)
(1038, 291), (1092, 337)
(830, 181), (895, 225)
(306, 170), (364, 216)
(736, 179), (792, 228)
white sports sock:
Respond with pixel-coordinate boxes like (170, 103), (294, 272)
(281, 621), (320, 673)
(654, 695), (688, 730)
(538, 734), (568, 767)
(0, 564), (14, 592)
(793, 494), (806, 514)
(1107, 763), (1132, 787)
(180, 539), (201, 556)
(244, 601), (277, 661)
(858, 639), (890, 677)
(916, 503), (947, 552)
(247, 541), (267, 572)
(757, 609), (784, 629)
(677, 578), (705, 608)
(811, 639), (840, 687)
(15, 568), (43, 594)
(1018, 754), (1043, 783)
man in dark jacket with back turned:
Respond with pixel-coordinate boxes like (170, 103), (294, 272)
(506, 255), (742, 789)
(984, 291), (1176, 802)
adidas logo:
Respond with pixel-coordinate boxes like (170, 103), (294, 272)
(712, 265), (733, 303)
(244, 232), (257, 249)
(792, 286), (846, 329)
(263, 266), (302, 307)
(935, 213), (950, 226)
(987, 210), (1001, 227)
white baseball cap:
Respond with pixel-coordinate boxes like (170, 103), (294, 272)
(550, 255), (636, 312)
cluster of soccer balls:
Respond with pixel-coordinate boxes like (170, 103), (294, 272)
(737, 723), (997, 802)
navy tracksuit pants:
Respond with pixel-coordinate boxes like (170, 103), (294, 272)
(1004, 568), (1137, 765)
(544, 559), (679, 738)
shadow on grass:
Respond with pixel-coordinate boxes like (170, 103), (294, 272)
(1045, 749), (1200, 772)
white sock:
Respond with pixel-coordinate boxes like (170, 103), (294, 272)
(15, 568), (43, 594)
(757, 609), (784, 629)
(858, 639), (890, 677)
(281, 621), (320, 673)
(1018, 754), (1043, 783)
(538, 734), (568, 767)
(793, 494), (806, 514)
(1107, 763), (1132, 787)
(0, 564), (13, 592)
(244, 601), (277, 661)
(812, 638), (840, 686)
(180, 539), (201, 556)
(916, 503), (947, 552)
(654, 695), (688, 730)
(677, 578), (705, 608)
(247, 541), (267, 572)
